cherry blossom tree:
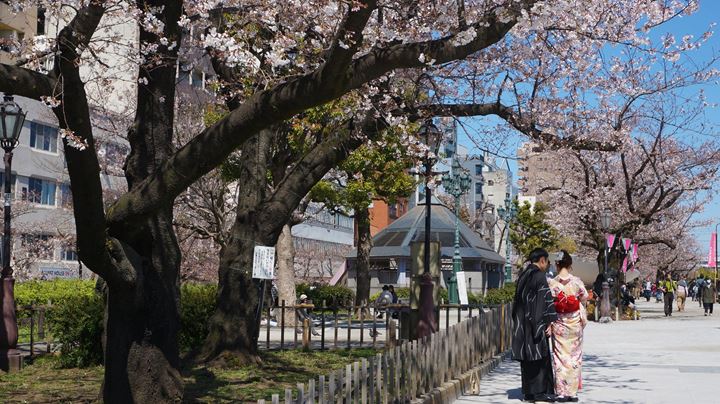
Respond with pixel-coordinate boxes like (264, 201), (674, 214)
(1, 0), (715, 401)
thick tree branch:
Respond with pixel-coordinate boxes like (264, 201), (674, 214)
(106, 1), (538, 230)
(0, 64), (57, 101)
(48, 2), (136, 285)
(416, 103), (620, 151)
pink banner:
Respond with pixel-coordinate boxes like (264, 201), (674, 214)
(632, 243), (638, 262)
(621, 256), (628, 273)
(606, 234), (616, 251)
(709, 232), (717, 268)
(623, 238), (632, 252)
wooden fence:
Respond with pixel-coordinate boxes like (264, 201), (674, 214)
(258, 304), (512, 403)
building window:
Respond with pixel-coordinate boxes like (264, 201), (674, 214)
(61, 246), (78, 262)
(487, 180), (495, 186)
(30, 122), (58, 153)
(475, 164), (483, 176)
(389, 203), (398, 219)
(37, 8), (46, 35)
(475, 182), (483, 195)
(27, 177), (56, 206)
(60, 183), (72, 208)
(475, 201), (483, 210)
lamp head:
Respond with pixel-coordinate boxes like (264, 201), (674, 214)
(418, 119), (442, 156)
(0, 95), (25, 151)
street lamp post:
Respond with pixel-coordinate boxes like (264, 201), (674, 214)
(417, 120), (443, 339)
(497, 194), (517, 284)
(442, 158), (471, 304)
(0, 95), (26, 371)
(598, 208), (613, 323)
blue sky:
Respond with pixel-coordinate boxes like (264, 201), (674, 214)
(455, 1), (720, 255)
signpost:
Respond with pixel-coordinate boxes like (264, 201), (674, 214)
(252, 246), (276, 280)
(252, 246), (276, 340)
(456, 271), (469, 305)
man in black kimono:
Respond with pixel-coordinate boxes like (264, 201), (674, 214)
(512, 248), (558, 403)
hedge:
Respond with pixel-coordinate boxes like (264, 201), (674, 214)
(369, 284), (513, 305)
(15, 280), (219, 367)
(296, 283), (354, 309)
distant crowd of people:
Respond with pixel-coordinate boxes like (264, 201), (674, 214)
(634, 274), (717, 317)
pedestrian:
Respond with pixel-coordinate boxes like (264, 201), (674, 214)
(702, 279), (716, 316)
(659, 274), (676, 317)
(512, 248), (558, 403)
(697, 276), (705, 307)
(296, 294), (320, 336)
(375, 285), (393, 319)
(643, 279), (652, 302)
(676, 277), (688, 312)
(620, 284), (635, 310)
(548, 251), (587, 403)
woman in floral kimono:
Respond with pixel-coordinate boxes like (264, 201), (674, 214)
(548, 251), (588, 403)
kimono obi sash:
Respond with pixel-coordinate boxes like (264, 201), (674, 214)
(554, 291), (580, 313)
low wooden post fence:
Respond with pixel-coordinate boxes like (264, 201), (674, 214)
(258, 304), (512, 403)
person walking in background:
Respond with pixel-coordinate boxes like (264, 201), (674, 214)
(512, 248), (559, 403)
(702, 279), (716, 316)
(643, 279), (652, 302)
(697, 276), (705, 307)
(676, 277), (688, 312)
(548, 251), (587, 403)
(660, 274), (676, 317)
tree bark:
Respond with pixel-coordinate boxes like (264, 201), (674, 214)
(276, 224), (297, 326)
(354, 207), (372, 308)
(102, 214), (183, 403)
(198, 130), (272, 364)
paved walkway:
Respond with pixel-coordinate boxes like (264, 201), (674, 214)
(458, 298), (720, 403)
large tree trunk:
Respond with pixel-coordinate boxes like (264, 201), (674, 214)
(354, 207), (372, 308)
(199, 131), (271, 364)
(276, 224), (297, 325)
(102, 212), (182, 403)
(100, 2), (184, 399)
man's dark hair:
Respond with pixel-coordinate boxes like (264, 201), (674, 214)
(528, 248), (549, 263)
(382, 285), (389, 291)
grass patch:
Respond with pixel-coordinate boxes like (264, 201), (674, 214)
(0, 356), (102, 403)
(184, 348), (379, 402)
(0, 349), (378, 403)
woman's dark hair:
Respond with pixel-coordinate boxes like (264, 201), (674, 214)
(528, 248), (549, 263)
(556, 250), (573, 269)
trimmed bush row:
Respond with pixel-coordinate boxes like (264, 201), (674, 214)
(369, 283), (516, 306)
(15, 280), (218, 367)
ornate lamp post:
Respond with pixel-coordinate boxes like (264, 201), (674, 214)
(417, 120), (443, 338)
(598, 208), (613, 323)
(497, 194), (517, 283)
(0, 95), (26, 371)
(442, 158), (471, 304)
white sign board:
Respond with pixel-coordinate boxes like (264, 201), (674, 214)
(456, 271), (469, 305)
(252, 246), (276, 279)
(40, 267), (76, 279)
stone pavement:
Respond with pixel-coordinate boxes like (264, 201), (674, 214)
(457, 298), (720, 404)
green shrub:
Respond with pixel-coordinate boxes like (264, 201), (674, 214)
(483, 282), (516, 305)
(16, 279), (103, 368)
(46, 293), (105, 368)
(179, 283), (217, 353)
(15, 279), (96, 307)
(296, 283), (354, 309)
(14, 280), (223, 365)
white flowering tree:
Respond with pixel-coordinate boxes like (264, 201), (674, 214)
(1, 0), (716, 401)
